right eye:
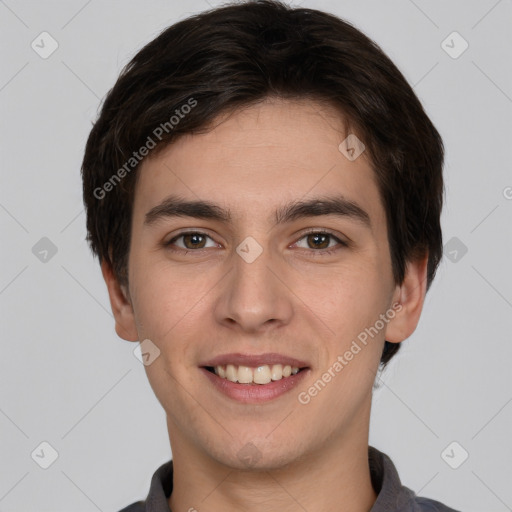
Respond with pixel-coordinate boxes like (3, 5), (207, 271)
(164, 231), (219, 252)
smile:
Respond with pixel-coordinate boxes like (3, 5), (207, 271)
(207, 364), (301, 384)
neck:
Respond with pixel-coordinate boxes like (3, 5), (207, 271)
(167, 400), (377, 512)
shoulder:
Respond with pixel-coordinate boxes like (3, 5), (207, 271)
(116, 459), (174, 512)
(117, 501), (145, 512)
(413, 496), (461, 511)
(369, 446), (461, 512)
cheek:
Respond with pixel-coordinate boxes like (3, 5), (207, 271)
(128, 257), (184, 341)
(304, 272), (387, 406)
(302, 262), (392, 373)
(128, 255), (213, 366)
(311, 258), (388, 320)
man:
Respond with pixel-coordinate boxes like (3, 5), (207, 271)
(81, 1), (459, 510)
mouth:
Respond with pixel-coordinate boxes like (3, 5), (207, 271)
(199, 353), (310, 403)
(203, 364), (304, 385)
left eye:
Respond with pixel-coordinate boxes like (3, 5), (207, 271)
(294, 232), (345, 251)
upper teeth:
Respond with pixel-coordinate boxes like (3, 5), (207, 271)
(215, 364), (300, 384)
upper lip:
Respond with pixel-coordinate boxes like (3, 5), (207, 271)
(200, 353), (309, 368)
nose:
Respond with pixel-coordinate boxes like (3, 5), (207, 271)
(213, 239), (294, 334)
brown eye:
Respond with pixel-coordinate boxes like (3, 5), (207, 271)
(294, 230), (347, 255)
(165, 231), (216, 251)
(306, 233), (330, 249)
(182, 233), (207, 249)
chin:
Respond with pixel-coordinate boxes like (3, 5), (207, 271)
(207, 437), (304, 472)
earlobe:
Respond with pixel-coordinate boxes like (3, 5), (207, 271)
(384, 254), (429, 344)
(101, 260), (139, 342)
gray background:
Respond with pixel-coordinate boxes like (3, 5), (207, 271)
(1, 0), (511, 510)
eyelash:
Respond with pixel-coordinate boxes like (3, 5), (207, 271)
(164, 229), (347, 256)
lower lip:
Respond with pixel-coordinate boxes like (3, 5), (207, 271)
(200, 367), (310, 404)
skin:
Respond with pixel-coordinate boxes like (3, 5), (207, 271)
(102, 98), (428, 512)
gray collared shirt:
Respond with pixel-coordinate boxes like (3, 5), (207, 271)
(119, 446), (460, 511)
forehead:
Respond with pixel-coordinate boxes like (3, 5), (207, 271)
(133, 98), (383, 228)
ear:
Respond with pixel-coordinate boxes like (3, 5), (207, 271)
(385, 254), (428, 344)
(101, 260), (139, 342)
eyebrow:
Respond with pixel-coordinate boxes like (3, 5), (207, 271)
(144, 194), (371, 228)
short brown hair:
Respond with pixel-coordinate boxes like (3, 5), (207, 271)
(81, 0), (444, 366)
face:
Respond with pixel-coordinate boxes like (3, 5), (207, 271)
(109, 98), (419, 470)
